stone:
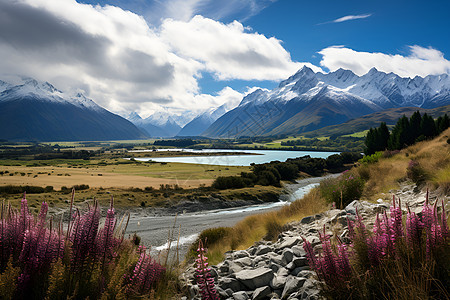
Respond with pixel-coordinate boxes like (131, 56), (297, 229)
(255, 245), (272, 256)
(235, 267), (274, 290)
(270, 274), (286, 290)
(281, 249), (294, 265)
(277, 267), (289, 277)
(281, 277), (307, 299)
(217, 287), (229, 299)
(252, 286), (272, 300)
(268, 253), (284, 266)
(235, 257), (254, 267)
(269, 262), (281, 273)
(228, 261), (244, 273)
(291, 266), (310, 276)
(233, 250), (251, 259)
(278, 237), (300, 249)
(219, 277), (243, 292)
(300, 215), (316, 224)
(291, 246), (306, 258)
(233, 291), (250, 300)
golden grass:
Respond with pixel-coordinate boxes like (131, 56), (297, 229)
(205, 188), (327, 265)
(0, 160), (249, 189)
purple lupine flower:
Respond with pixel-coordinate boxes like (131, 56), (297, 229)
(97, 197), (119, 266)
(70, 202), (100, 272)
(336, 240), (351, 281)
(126, 246), (165, 294)
(196, 240), (218, 300)
(441, 199), (449, 240)
(302, 236), (319, 274)
(405, 205), (423, 248)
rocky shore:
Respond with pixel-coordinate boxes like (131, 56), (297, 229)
(182, 184), (449, 299)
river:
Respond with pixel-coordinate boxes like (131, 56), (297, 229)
(125, 175), (337, 260)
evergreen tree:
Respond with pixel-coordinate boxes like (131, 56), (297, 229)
(378, 122), (390, 150)
(364, 127), (377, 155)
(436, 114), (450, 134)
(420, 113), (437, 138)
(409, 111), (422, 143)
(388, 115), (409, 150)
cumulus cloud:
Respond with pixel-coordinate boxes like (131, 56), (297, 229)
(319, 45), (450, 78)
(160, 15), (320, 81)
(0, 0), (300, 117)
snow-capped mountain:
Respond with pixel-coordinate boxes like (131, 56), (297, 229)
(203, 67), (450, 137)
(0, 78), (146, 141)
(127, 110), (182, 137)
(177, 104), (229, 137)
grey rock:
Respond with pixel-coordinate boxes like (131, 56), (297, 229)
(228, 261), (244, 273)
(219, 277), (243, 292)
(255, 245), (273, 256)
(252, 286), (272, 300)
(235, 267), (274, 290)
(278, 237), (300, 249)
(281, 249), (294, 265)
(225, 288), (234, 296)
(300, 215), (316, 224)
(281, 277), (307, 299)
(270, 274), (286, 290)
(235, 257), (254, 267)
(277, 267), (289, 277)
(269, 262), (281, 273)
(233, 291), (250, 300)
(291, 245), (306, 257)
(217, 287), (229, 298)
(291, 266), (310, 276)
(268, 253), (284, 266)
(233, 250), (251, 259)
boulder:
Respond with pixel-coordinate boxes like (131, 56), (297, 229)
(281, 277), (306, 299)
(255, 245), (273, 256)
(277, 237), (300, 250)
(233, 291), (250, 300)
(252, 286), (272, 300)
(235, 267), (274, 290)
(219, 277), (243, 292)
(291, 246), (306, 257)
(281, 249), (294, 265)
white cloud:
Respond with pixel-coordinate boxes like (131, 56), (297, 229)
(0, 0), (301, 117)
(160, 15), (321, 81)
(318, 45), (450, 78)
(332, 13), (372, 23)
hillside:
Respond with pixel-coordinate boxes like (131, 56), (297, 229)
(303, 104), (450, 137)
(0, 79), (147, 142)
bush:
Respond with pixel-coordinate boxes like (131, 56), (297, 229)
(187, 227), (232, 259)
(359, 151), (383, 164)
(0, 185), (45, 194)
(212, 176), (253, 190)
(320, 171), (364, 208)
(406, 160), (428, 183)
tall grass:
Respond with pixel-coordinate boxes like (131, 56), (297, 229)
(190, 188), (328, 265)
(0, 192), (168, 299)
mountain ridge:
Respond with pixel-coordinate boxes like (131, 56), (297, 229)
(202, 67), (450, 137)
(0, 79), (147, 141)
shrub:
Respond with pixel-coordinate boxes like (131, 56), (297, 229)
(406, 160), (428, 183)
(303, 195), (450, 299)
(359, 151), (383, 164)
(319, 171), (364, 209)
(0, 193), (165, 299)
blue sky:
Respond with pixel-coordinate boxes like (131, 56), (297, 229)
(0, 0), (449, 117)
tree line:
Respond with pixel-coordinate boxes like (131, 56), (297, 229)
(212, 152), (362, 190)
(365, 111), (450, 155)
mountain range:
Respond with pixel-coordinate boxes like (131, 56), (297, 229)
(202, 67), (450, 138)
(0, 79), (146, 142)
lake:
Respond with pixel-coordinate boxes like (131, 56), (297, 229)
(132, 149), (339, 166)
